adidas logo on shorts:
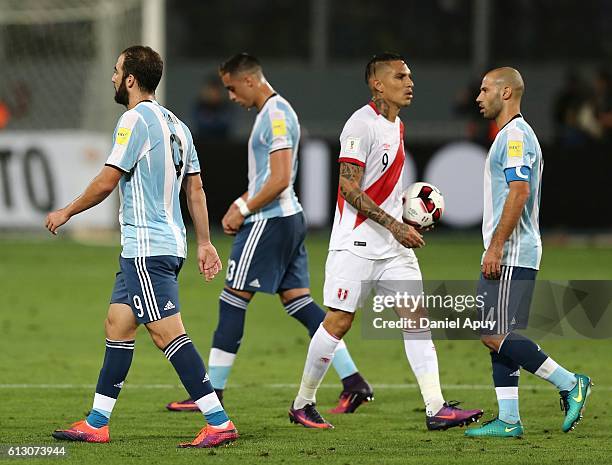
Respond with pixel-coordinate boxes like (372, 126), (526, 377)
(164, 300), (176, 311)
(248, 278), (261, 288)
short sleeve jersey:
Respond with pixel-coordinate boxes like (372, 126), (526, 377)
(329, 102), (412, 260)
(245, 94), (303, 224)
(482, 115), (543, 269)
(106, 100), (200, 258)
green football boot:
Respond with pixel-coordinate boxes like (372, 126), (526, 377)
(465, 417), (523, 438)
(560, 374), (592, 433)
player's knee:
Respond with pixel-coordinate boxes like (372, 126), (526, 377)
(104, 315), (136, 341)
(323, 310), (353, 338)
(146, 315), (185, 350)
(279, 288), (310, 305)
(149, 331), (166, 350)
(224, 286), (253, 302)
(480, 335), (502, 351)
(148, 328), (182, 350)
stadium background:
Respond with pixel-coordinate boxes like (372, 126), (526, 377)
(1, 1), (611, 464)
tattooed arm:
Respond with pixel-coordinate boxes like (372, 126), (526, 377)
(339, 162), (425, 248)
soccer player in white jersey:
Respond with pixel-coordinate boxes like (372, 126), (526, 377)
(465, 67), (592, 438)
(289, 53), (483, 430)
(45, 46), (238, 448)
(166, 53), (372, 415)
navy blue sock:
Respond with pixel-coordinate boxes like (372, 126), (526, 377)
(283, 294), (323, 337)
(164, 334), (229, 426)
(87, 339), (135, 427)
(209, 290), (250, 390)
(491, 351), (521, 423)
(498, 332), (548, 374)
(491, 351), (520, 388)
(164, 334), (213, 400)
(212, 290), (249, 353)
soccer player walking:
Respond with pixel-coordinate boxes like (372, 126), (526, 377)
(289, 53), (483, 430)
(166, 53), (372, 415)
(465, 67), (592, 437)
(46, 46), (238, 448)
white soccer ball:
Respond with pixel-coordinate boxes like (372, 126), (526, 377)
(402, 182), (445, 228)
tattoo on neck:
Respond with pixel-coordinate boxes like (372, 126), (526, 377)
(372, 97), (390, 118)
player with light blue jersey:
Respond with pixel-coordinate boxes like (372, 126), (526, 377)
(245, 93), (302, 223)
(46, 46), (238, 448)
(106, 99), (200, 258)
(482, 114), (543, 269)
(166, 54), (372, 416)
(465, 67), (591, 439)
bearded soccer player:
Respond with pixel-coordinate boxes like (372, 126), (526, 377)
(464, 67), (592, 438)
(46, 46), (238, 448)
(166, 53), (372, 415)
(288, 53), (483, 430)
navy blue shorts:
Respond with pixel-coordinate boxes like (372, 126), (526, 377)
(225, 212), (310, 294)
(477, 265), (537, 335)
(110, 255), (184, 324)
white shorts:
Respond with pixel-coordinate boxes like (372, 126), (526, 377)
(323, 249), (423, 313)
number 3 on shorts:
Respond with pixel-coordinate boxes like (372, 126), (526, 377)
(226, 259), (236, 282)
(133, 295), (144, 318)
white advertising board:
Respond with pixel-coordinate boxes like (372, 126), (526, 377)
(0, 131), (117, 229)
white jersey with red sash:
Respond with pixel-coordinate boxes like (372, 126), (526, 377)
(329, 102), (412, 260)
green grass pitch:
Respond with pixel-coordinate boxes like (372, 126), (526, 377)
(1, 233), (611, 464)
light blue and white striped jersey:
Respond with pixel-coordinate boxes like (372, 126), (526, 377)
(245, 94), (302, 224)
(482, 115), (543, 269)
(106, 100), (200, 258)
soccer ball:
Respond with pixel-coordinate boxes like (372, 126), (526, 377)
(402, 182), (445, 228)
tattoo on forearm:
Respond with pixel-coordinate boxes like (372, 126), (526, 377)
(339, 162), (397, 231)
(372, 96), (390, 119)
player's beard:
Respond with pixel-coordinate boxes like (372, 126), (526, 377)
(485, 96), (503, 120)
(114, 77), (129, 106)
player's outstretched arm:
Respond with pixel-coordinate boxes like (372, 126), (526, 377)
(339, 161), (424, 248)
(482, 180), (529, 279)
(45, 165), (122, 235)
(183, 173), (222, 282)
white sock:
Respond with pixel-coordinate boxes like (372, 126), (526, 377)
(402, 330), (445, 416)
(495, 386), (520, 424)
(294, 324), (341, 409)
(208, 348), (237, 390)
(534, 357), (577, 392)
(92, 393), (116, 416)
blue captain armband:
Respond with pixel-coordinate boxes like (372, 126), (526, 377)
(504, 166), (531, 183)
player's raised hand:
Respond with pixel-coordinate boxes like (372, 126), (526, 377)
(197, 242), (223, 282)
(391, 220), (425, 248)
(45, 208), (71, 235)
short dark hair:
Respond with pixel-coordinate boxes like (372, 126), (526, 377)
(121, 45), (163, 93)
(219, 53), (262, 76)
(365, 52), (405, 84)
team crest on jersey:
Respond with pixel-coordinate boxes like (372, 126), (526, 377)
(337, 288), (349, 301)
